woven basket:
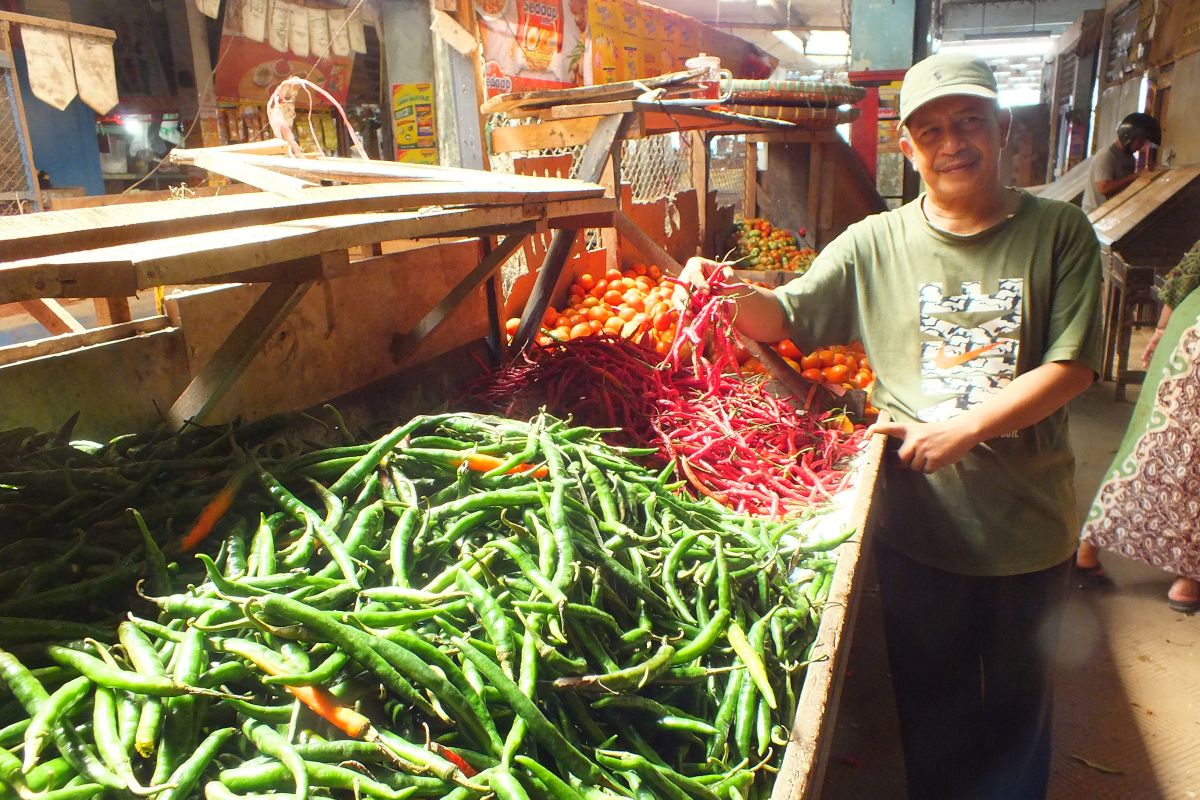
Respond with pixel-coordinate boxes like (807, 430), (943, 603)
(728, 79), (866, 108)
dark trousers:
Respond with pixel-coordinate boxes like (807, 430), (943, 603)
(874, 541), (1073, 800)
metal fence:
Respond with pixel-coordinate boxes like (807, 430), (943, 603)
(0, 24), (40, 216)
(709, 134), (747, 217)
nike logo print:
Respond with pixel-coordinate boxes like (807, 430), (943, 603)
(934, 341), (1000, 369)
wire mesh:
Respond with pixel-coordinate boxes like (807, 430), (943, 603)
(0, 66), (38, 216)
(708, 134), (747, 217)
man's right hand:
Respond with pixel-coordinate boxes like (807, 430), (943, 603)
(674, 256), (790, 343)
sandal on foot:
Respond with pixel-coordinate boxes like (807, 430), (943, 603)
(1168, 597), (1200, 614)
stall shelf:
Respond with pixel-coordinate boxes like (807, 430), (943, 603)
(487, 79), (887, 800)
(1086, 164), (1200, 399)
(0, 143), (614, 430)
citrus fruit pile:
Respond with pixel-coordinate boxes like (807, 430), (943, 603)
(726, 217), (818, 273)
(505, 264), (681, 354)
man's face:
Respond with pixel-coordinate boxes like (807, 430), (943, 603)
(899, 95), (1011, 205)
(1122, 134), (1147, 154)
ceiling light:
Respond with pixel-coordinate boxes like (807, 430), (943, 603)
(805, 30), (849, 56)
(937, 37), (1057, 60)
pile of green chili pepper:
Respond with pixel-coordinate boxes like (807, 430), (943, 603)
(0, 411), (850, 800)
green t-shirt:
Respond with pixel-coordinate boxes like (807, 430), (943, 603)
(774, 190), (1103, 576)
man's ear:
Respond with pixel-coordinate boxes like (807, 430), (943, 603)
(898, 126), (915, 162)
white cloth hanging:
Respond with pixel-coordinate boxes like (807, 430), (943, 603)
(288, 2), (310, 57)
(69, 34), (118, 114)
(242, 0), (269, 42)
(348, 9), (366, 54)
(21, 26), (77, 110)
(267, 0), (290, 52)
(327, 8), (351, 57)
(307, 7), (330, 58)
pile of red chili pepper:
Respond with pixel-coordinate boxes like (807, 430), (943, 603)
(473, 272), (866, 518)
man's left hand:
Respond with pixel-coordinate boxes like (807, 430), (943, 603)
(865, 419), (979, 474)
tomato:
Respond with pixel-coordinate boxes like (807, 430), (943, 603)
(844, 356), (858, 373)
(647, 265), (662, 279)
(586, 306), (612, 322)
(800, 353), (821, 371)
(858, 356), (870, 370)
(543, 307), (559, 325)
(567, 294), (584, 308)
(832, 353), (847, 366)
(603, 316), (625, 335)
(617, 306), (637, 322)
(551, 325), (571, 341)
(605, 268), (623, 281)
(653, 311), (673, 331)
(505, 318), (520, 336)
(801, 368), (825, 384)
(580, 296), (600, 309)
(822, 364), (850, 384)
(577, 274), (595, 290)
(816, 349), (836, 368)
(569, 322), (593, 339)
(854, 370), (874, 389)
(776, 339), (802, 360)
(602, 290), (624, 306)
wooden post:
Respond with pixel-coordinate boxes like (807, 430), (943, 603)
(166, 281), (313, 427)
(600, 143), (622, 271)
(511, 112), (629, 351)
(93, 298), (133, 326)
(807, 141), (823, 246)
(183, 0), (220, 150)
(18, 299), (86, 337)
(690, 131), (710, 256)
(391, 230), (531, 365)
(743, 141), (758, 218)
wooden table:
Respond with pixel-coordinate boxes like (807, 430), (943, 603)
(0, 145), (615, 428)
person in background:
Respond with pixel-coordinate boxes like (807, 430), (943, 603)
(681, 52), (1101, 799)
(1076, 239), (1200, 613)
(1081, 112), (1161, 215)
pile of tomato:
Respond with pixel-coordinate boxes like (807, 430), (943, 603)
(726, 218), (818, 273)
(775, 339), (875, 390)
(505, 264), (681, 354)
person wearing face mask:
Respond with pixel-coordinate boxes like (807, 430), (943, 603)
(1081, 112), (1162, 215)
(680, 52), (1102, 799)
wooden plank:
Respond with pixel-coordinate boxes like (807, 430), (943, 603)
(771, 426), (887, 800)
(0, 316), (169, 369)
(164, 240), (489, 422)
(1092, 166), (1200, 247)
(0, 207), (537, 302)
(0, 178), (605, 263)
(744, 142), (758, 218)
(188, 151), (315, 197)
(1086, 170), (1155, 227)
(544, 100), (637, 121)
(490, 117), (602, 155)
(0, 10), (115, 40)
(807, 142), (823, 236)
(166, 281), (313, 427)
(47, 184), (259, 211)
(390, 230), (530, 364)
(690, 131), (710, 257)
(612, 209), (685, 275)
(18, 299), (86, 336)
(92, 297), (131, 326)
(511, 113), (628, 349)
(0, 328), (188, 439)
(170, 150), (601, 193)
(203, 251), (351, 284)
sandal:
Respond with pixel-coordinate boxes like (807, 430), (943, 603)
(1168, 597), (1200, 614)
(1073, 563), (1112, 590)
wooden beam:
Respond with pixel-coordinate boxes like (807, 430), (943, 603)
(490, 116), (602, 155)
(390, 229), (530, 364)
(200, 251), (351, 284)
(0, 316), (169, 369)
(18, 299), (86, 336)
(612, 210), (684, 276)
(0, 178), (604, 263)
(511, 113), (628, 350)
(689, 131), (710, 257)
(543, 100), (637, 121)
(807, 142), (823, 240)
(0, 10), (115, 40)
(188, 151), (315, 197)
(92, 297), (131, 326)
(743, 141), (758, 218)
(166, 282), (313, 427)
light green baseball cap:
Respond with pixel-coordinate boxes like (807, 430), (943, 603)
(899, 52), (998, 127)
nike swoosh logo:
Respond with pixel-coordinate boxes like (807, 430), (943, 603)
(934, 341), (1000, 369)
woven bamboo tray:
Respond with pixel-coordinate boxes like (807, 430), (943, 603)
(725, 104), (860, 128)
(728, 79), (866, 107)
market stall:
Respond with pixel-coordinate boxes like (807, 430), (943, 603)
(0, 136), (882, 800)
(1087, 164), (1200, 399)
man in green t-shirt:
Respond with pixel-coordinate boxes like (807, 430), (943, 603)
(684, 52), (1101, 798)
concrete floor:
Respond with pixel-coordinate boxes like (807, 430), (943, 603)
(820, 377), (1200, 799)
